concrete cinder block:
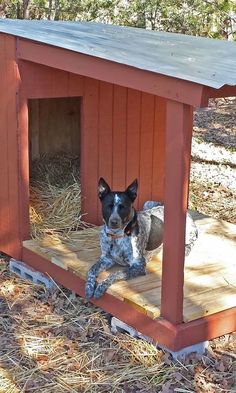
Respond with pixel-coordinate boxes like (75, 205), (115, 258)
(111, 317), (153, 343)
(9, 259), (55, 290)
(159, 340), (209, 360)
(110, 316), (208, 359)
(111, 317), (140, 337)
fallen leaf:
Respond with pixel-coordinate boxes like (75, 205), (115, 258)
(103, 349), (116, 363)
(161, 381), (173, 393)
(163, 352), (172, 365)
(216, 360), (226, 372)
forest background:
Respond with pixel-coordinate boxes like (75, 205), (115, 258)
(0, 0), (236, 41)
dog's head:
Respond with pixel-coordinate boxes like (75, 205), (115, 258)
(98, 178), (138, 234)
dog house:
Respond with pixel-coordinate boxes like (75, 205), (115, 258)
(0, 19), (235, 352)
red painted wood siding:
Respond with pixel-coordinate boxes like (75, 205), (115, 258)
(20, 62), (166, 226)
(81, 77), (100, 224)
(81, 79), (166, 224)
(0, 50), (167, 252)
(18, 39), (205, 107)
(0, 34), (21, 258)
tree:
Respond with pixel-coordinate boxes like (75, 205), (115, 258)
(0, 0), (235, 40)
(113, 0), (236, 40)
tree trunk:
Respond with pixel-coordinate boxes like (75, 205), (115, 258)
(54, 0), (60, 20)
(48, 0), (53, 20)
(16, 1), (22, 19)
(23, 0), (30, 19)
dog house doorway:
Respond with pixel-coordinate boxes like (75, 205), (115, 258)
(29, 97), (81, 159)
(28, 96), (83, 240)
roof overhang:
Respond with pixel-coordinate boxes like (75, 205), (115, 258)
(17, 37), (207, 107)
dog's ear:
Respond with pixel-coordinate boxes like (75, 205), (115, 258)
(125, 179), (138, 202)
(98, 178), (111, 200)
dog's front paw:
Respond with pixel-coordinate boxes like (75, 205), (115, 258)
(84, 280), (96, 299)
(93, 282), (107, 299)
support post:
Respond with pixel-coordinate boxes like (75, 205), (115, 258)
(161, 100), (193, 324)
(0, 34), (22, 258)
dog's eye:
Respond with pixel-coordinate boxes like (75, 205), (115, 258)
(108, 203), (113, 209)
(119, 204), (124, 210)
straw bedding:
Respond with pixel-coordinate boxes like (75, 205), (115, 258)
(0, 262), (235, 393)
(29, 153), (90, 240)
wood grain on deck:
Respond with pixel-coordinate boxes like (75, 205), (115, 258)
(24, 212), (236, 322)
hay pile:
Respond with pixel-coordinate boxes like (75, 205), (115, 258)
(29, 153), (90, 240)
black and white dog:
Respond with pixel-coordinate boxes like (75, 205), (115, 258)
(85, 178), (198, 299)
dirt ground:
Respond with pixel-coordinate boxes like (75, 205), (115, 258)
(190, 98), (236, 224)
(0, 259), (235, 393)
(0, 98), (235, 392)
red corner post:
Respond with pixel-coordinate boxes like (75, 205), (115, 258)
(161, 100), (193, 324)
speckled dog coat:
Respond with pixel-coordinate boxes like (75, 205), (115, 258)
(85, 198), (198, 299)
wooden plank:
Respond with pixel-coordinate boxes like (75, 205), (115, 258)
(23, 238), (100, 278)
(97, 81), (113, 222)
(183, 285), (236, 322)
(24, 238), (125, 299)
(22, 245), (180, 351)
(110, 271), (162, 300)
(184, 272), (236, 297)
(152, 96), (166, 201)
(68, 73), (84, 97)
(23, 231), (163, 301)
(20, 62), (61, 98)
(0, 35), (10, 253)
(30, 97), (81, 156)
(24, 238), (84, 256)
(18, 39), (205, 107)
(203, 85), (236, 101)
(20, 61), (53, 98)
(193, 212), (236, 240)
(0, 35), (21, 257)
(18, 89), (31, 243)
(24, 237), (162, 297)
(7, 35), (22, 253)
(81, 77), (100, 224)
(186, 214), (236, 271)
(29, 100), (40, 160)
(161, 101), (193, 324)
(124, 290), (161, 318)
(112, 85), (127, 190)
(139, 93), (155, 207)
(122, 271), (236, 320)
(51, 68), (68, 97)
(186, 260), (235, 277)
(129, 209), (236, 319)
(24, 228), (100, 255)
(126, 88), (141, 207)
(20, 62), (84, 99)
(186, 234), (236, 270)
(98, 81), (113, 184)
(22, 245), (236, 351)
(24, 213), (236, 322)
(37, 83), (82, 158)
(52, 249), (100, 277)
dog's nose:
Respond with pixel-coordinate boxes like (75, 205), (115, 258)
(110, 218), (119, 226)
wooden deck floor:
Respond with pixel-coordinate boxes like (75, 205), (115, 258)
(24, 212), (236, 322)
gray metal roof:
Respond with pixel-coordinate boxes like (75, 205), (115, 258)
(0, 19), (236, 89)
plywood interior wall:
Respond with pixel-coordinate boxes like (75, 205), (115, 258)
(29, 97), (81, 160)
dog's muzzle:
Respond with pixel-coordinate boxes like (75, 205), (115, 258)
(105, 209), (135, 239)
